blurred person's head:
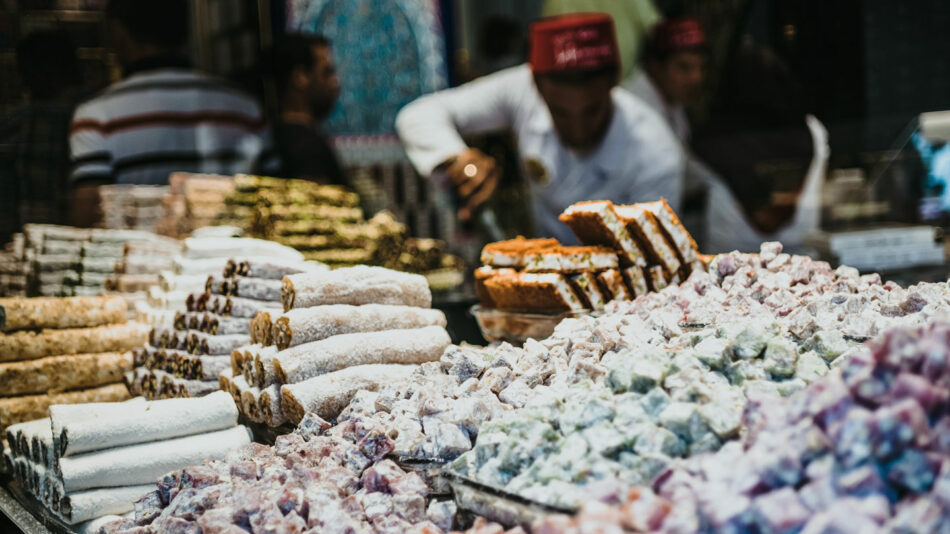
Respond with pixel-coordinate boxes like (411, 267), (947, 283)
(16, 30), (81, 100)
(529, 13), (620, 153)
(106, 0), (188, 69)
(643, 17), (707, 106)
(270, 34), (340, 122)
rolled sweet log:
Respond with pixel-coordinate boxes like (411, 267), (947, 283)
(173, 312), (204, 332)
(258, 384), (287, 428)
(183, 237), (303, 261)
(57, 391), (238, 457)
(0, 384), (131, 432)
(223, 258), (327, 280)
(281, 364), (415, 423)
(6, 418), (48, 458)
(59, 425), (251, 492)
(0, 296), (127, 332)
(207, 295), (271, 318)
(273, 326), (450, 384)
(223, 277), (282, 302)
(50, 398), (148, 462)
(60, 484), (154, 524)
(203, 314), (249, 336)
(252, 345), (279, 388)
(187, 332), (250, 356)
(240, 386), (263, 423)
(249, 308), (281, 346)
(0, 352), (133, 396)
(281, 265), (431, 311)
(273, 304), (447, 350)
(0, 323), (148, 363)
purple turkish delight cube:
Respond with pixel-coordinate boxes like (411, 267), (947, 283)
(886, 449), (940, 494)
(871, 398), (931, 460)
(754, 487), (811, 534)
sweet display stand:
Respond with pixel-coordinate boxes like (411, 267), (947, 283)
(0, 477), (70, 534)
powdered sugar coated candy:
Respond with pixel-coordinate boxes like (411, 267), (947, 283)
(281, 265), (431, 311)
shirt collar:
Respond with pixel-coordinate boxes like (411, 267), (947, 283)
(528, 87), (625, 174)
(123, 55), (192, 78)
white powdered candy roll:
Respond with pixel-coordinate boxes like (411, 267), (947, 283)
(225, 258), (327, 279)
(281, 265), (431, 311)
(187, 332), (251, 356)
(252, 345), (279, 388)
(274, 326), (450, 384)
(225, 277), (282, 302)
(7, 418), (49, 458)
(281, 364), (415, 423)
(240, 386), (263, 423)
(60, 484), (154, 524)
(59, 425), (252, 492)
(259, 384), (287, 427)
(76, 513), (129, 534)
(273, 304), (447, 350)
(58, 391), (238, 457)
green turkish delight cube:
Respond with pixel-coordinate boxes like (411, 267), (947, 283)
(605, 349), (670, 393)
(658, 402), (704, 443)
(558, 393), (615, 432)
(729, 359), (769, 384)
(640, 388), (672, 419)
(698, 396), (744, 439)
(693, 336), (730, 369)
(795, 351), (829, 383)
(634, 426), (685, 457)
(764, 338), (799, 378)
(730, 320), (780, 360)
(581, 421), (626, 456)
(776, 378), (807, 396)
(807, 330), (850, 362)
(618, 452), (671, 486)
(688, 431), (722, 455)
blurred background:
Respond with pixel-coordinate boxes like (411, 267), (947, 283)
(2, 0), (950, 282)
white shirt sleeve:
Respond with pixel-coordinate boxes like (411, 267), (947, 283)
(395, 65), (529, 177)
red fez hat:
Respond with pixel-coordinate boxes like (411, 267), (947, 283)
(650, 17), (707, 53)
(529, 13), (620, 74)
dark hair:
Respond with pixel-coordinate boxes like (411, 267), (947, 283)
(266, 34), (331, 94)
(534, 64), (619, 87)
(16, 30), (81, 98)
(106, 0), (188, 50)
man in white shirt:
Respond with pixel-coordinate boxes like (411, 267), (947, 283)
(68, 0), (268, 226)
(622, 17), (707, 144)
(396, 13), (683, 243)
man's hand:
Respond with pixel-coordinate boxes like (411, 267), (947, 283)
(444, 148), (500, 222)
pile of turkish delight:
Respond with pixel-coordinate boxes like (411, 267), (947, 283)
(100, 413), (459, 533)
(345, 241), (950, 508)
(534, 320), (950, 533)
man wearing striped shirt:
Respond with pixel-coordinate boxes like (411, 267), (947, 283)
(69, 0), (269, 225)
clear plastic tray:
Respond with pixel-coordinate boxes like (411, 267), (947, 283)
(470, 306), (588, 346)
(444, 470), (576, 529)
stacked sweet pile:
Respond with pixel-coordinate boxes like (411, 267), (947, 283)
(103, 238), (183, 319)
(333, 241), (950, 511)
(0, 225), (178, 298)
(127, 248), (321, 400)
(0, 296), (147, 432)
(98, 185), (169, 232)
(156, 172), (238, 238)
(134, 235), (307, 327)
(475, 199), (702, 314)
(221, 265), (450, 429)
(0, 233), (28, 297)
(3, 392), (251, 526)
(534, 321), (950, 533)
(102, 414), (458, 533)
